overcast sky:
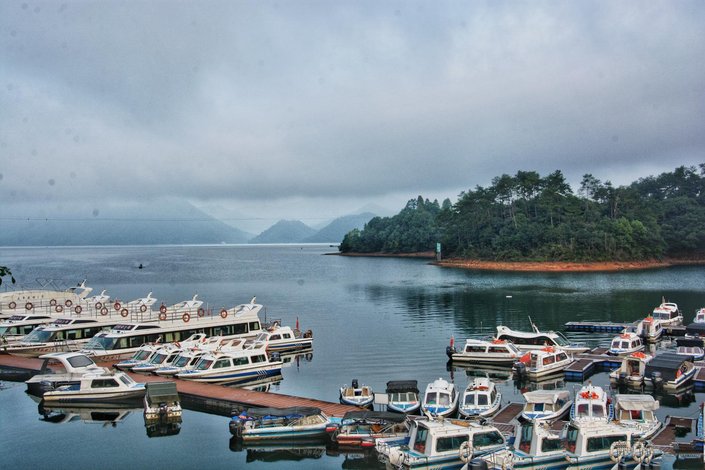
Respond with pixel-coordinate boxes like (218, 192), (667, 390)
(1, 1), (704, 232)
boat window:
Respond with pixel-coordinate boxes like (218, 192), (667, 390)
(438, 393), (451, 406)
(554, 332), (570, 346)
(488, 346), (507, 353)
(587, 435), (627, 452)
(477, 395), (489, 406)
(621, 342), (629, 349)
(436, 435), (468, 452)
(543, 355), (555, 366)
(118, 375), (134, 386)
(611, 339), (620, 348)
(532, 403), (544, 412)
(565, 425), (578, 452)
(592, 404), (605, 417)
(557, 352), (568, 361)
(577, 404), (589, 416)
(213, 358), (231, 369)
(473, 431), (503, 448)
(464, 395), (476, 406)
(133, 350), (152, 360)
(270, 334), (281, 340)
(643, 411), (654, 421)
(425, 392), (437, 405)
(67, 355), (96, 368)
(232, 356), (249, 366)
(465, 346), (486, 353)
(173, 355), (189, 367)
(283, 333), (291, 339)
(519, 424), (533, 449)
(84, 336), (118, 351)
(251, 355), (266, 363)
(249, 321), (260, 332)
(194, 359), (214, 370)
(151, 353), (168, 364)
(541, 437), (563, 452)
(413, 427), (428, 453)
(23, 328), (55, 343)
(91, 379), (119, 388)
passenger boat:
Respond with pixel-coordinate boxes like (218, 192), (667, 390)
(612, 394), (661, 439)
(446, 338), (522, 366)
(569, 383), (613, 423)
(495, 321), (589, 354)
(0, 279), (96, 315)
(339, 379), (374, 407)
(384, 417), (508, 469)
(81, 297), (265, 362)
(634, 316), (664, 343)
(520, 390), (572, 422)
(607, 331), (644, 356)
(39, 370), (145, 403)
(564, 421), (661, 468)
(386, 380), (421, 414)
(420, 378), (458, 418)
(244, 322), (313, 352)
(25, 352), (106, 396)
(332, 410), (408, 447)
(0, 313), (54, 345)
(143, 381), (182, 425)
(512, 347), (573, 380)
(175, 348), (282, 384)
(458, 378), (502, 419)
(652, 299), (683, 326)
(507, 421), (569, 469)
(229, 406), (334, 441)
(643, 352), (696, 392)
(608, 351), (653, 388)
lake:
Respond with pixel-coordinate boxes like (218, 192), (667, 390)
(1, 244), (704, 469)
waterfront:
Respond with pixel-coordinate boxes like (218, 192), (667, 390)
(1, 244), (704, 469)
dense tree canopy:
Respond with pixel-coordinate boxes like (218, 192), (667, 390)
(340, 165), (705, 261)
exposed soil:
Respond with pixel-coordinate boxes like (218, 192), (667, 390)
(434, 258), (705, 272)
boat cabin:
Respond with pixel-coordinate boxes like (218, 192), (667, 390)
(608, 332), (643, 356)
(448, 338), (522, 365)
(495, 325), (588, 353)
(613, 394), (661, 439)
(459, 377), (501, 419)
(694, 308), (705, 324)
(635, 317), (664, 342)
(421, 378), (458, 417)
(564, 422), (636, 465)
(643, 352), (695, 391)
(521, 390), (571, 421)
(652, 301), (682, 325)
(570, 384), (611, 423)
(385, 380), (420, 413)
(609, 351), (652, 388)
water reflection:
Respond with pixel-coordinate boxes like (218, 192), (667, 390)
(38, 402), (138, 427)
(145, 420), (181, 438)
(229, 439), (326, 463)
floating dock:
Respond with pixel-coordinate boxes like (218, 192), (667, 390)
(565, 320), (687, 337)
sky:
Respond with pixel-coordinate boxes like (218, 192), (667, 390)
(1, 0), (704, 233)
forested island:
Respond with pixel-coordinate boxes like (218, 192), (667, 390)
(339, 165), (705, 264)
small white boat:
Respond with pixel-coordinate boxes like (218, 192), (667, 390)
(25, 352), (107, 396)
(153, 337), (245, 377)
(652, 299), (683, 326)
(131, 343), (183, 373)
(676, 346), (705, 361)
(446, 338), (522, 366)
(176, 348), (283, 384)
(333, 410), (408, 447)
(609, 351), (653, 388)
(643, 352), (696, 392)
(612, 394), (661, 439)
(693, 307), (705, 324)
(495, 321), (589, 354)
(143, 381), (182, 425)
(420, 378), (458, 418)
(245, 322), (313, 352)
(339, 379), (374, 407)
(229, 406), (334, 442)
(520, 390), (572, 422)
(114, 341), (165, 371)
(570, 383), (612, 423)
(607, 331), (644, 356)
(513, 347), (573, 380)
(564, 421), (661, 467)
(634, 316), (664, 343)
(386, 380), (420, 414)
(41, 370), (145, 403)
(458, 377), (502, 419)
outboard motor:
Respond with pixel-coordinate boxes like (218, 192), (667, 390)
(513, 361), (527, 379)
(651, 371), (663, 392)
(351, 378), (359, 389)
(467, 459), (488, 470)
(618, 371), (628, 386)
(446, 345), (457, 358)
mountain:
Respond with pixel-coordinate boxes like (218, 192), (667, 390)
(303, 212), (376, 243)
(0, 200), (252, 246)
(249, 220), (317, 244)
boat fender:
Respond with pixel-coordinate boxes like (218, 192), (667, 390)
(159, 304), (167, 314)
(140, 304), (147, 313)
(25, 302), (33, 311)
(197, 308), (205, 317)
(120, 308), (129, 317)
(220, 309), (228, 319)
(159, 312), (167, 321)
(74, 305), (82, 314)
(8, 301), (16, 309)
(100, 307), (108, 316)
(50, 299), (57, 306)
(182, 313), (190, 323)
(65, 299), (73, 307)
(55, 305), (63, 313)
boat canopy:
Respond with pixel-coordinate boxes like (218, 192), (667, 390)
(341, 410), (406, 424)
(523, 390), (570, 404)
(685, 322), (705, 336)
(239, 406), (323, 418)
(644, 353), (692, 381)
(386, 380), (419, 394)
(145, 382), (179, 407)
(614, 395), (659, 412)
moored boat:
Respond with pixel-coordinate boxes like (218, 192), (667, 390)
(458, 377), (501, 419)
(635, 316), (664, 343)
(607, 331), (644, 356)
(386, 380), (420, 414)
(512, 347), (573, 381)
(495, 321), (588, 354)
(420, 378), (458, 418)
(693, 307), (705, 324)
(652, 299), (683, 326)
(25, 352), (106, 396)
(229, 406), (334, 441)
(608, 351), (653, 388)
(612, 394), (661, 439)
(40, 370), (145, 403)
(520, 390), (572, 422)
(339, 379), (374, 407)
(176, 348), (283, 384)
(564, 421), (661, 467)
(244, 322), (313, 352)
(446, 338), (522, 366)
(143, 381), (182, 424)
(643, 351), (695, 392)
(569, 383), (612, 423)
(333, 410), (408, 447)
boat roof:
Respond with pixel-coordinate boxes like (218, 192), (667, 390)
(523, 390), (570, 404)
(386, 380), (418, 393)
(614, 394), (659, 411)
(425, 378), (453, 392)
(242, 406), (322, 418)
(685, 322), (705, 335)
(341, 410), (406, 423)
(644, 352), (693, 380)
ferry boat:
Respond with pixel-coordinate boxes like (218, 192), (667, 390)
(420, 378), (458, 418)
(81, 297), (265, 362)
(520, 390), (572, 422)
(446, 338), (522, 366)
(40, 370), (145, 403)
(0, 279), (96, 315)
(458, 378), (501, 419)
(339, 379), (374, 407)
(652, 299), (683, 326)
(333, 410), (408, 447)
(612, 394), (661, 439)
(495, 320), (588, 354)
(229, 406), (334, 442)
(244, 322), (313, 352)
(607, 331), (644, 356)
(569, 383), (613, 423)
(386, 380), (421, 414)
(608, 351), (653, 388)
(175, 348), (283, 384)
(26, 352), (106, 396)
(643, 352), (696, 392)
(512, 347), (573, 380)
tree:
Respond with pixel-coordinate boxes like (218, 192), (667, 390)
(0, 266), (14, 285)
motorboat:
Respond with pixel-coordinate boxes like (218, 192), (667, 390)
(634, 316), (664, 343)
(384, 417), (508, 469)
(446, 338), (522, 366)
(693, 307), (705, 324)
(420, 378), (458, 418)
(339, 379), (374, 407)
(175, 348), (283, 384)
(153, 338), (245, 377)
(143, 381), (182, 425)
(607, 331), (644, 356)
(652, 299), (683, 326)
(643, 352), (696, 392)
(25, 352), (106, 396)
(564, 421), (661, 467)
(520, 390), (572, 422)
(458, 378), (502, 419)
(244, 322), (313, 352)
(612, 394), (661, 439)
(114, 341), (165, 371)
(332, 410), (408, 447)
(676, 346), (705, 361)
(608, 351), (653, 388)
(569, 383), (612, 423)
(385, 380), (420, 414)
(39, 370), (145, 403)
(495, 321), (589, 354)
(131, 343), (183, 373)
(0, 313), (54, 345)
(512, 347), (573, 380)
(229, 406), (334, 441)
(507, 421), (570, 469)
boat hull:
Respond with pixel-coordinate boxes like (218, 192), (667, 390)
(177, 364), (282, 384)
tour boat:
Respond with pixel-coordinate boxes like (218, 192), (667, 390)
(651, 299), (683, 326)
(612, 394), (661, 439)
(569, 383), (613, 423)
(512, 347), (573, 380)
(386, 380), (421, 414)
(143, 381), (182, 425)
(458, 378), (502, 419)
(175, 348), (283, 384)
(384, 417), (508, 469)
(153, 338), (245, 377)
(0, 313), (54, 345)
(420, 378), (459, 418)
(446, 338), (522, 366)
(693, 307), (705, 324)
(0, 279), (96, 315)
(608, 351), (653, 388)
(495, 322), (589, 354)
(25, 352), (106, 396)
(520, 390), (572, 422)
(643, 352), (695, 392)
(39, 369), (145, 403)
(243, 322), (313, 352)
(339, 379), (375, 407)
(607, 331), (644, 356)
(635, 316), (664, 342)
(332, 410), (408, 447)
(229, 406), (335, 441)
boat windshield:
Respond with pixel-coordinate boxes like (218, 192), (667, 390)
(554, 332), (570, 346)
(84, 336), (118, 351)
(150, 353), (168, 364)
(0, 326), (9, 336)
(194, 358), (214, 371)
(173, 355), (190, 367)
(22, 328), (55, 343)
(464, 395), (476, 406)
(118, 374), (135, 386)
(133, 349), (152, 361)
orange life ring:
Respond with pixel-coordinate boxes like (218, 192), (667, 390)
(114, 302), (121, 311)
(159, 304), (167, 314)
(220, 309), (228, 319)
(140, 304), (147, 313)
(159, 312), (167, 321)
(55, 305), (63, 313)
(95, 301), (103, 310)
(74, 305), (82, 314)
(65, 299), (73, 307)
(197, 307), (205, 317)
(49, 299), (57, 306)
(25, 302), (33, 310)
(100, 307), (108, 316)
(8, 301), (16, 309)
(120, 308), (129, 317)
(182, 313), (190, 323)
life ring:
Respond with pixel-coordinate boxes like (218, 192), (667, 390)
(140, 304), (147, 313)
(159, 312), (167, 321)
(8, 301), (16, 309)
(159, 304), (167, 314)
(197, 307), (205, 317)
(120, 308), (129, 317)
(55, 305), (63, 313)
(458, 441), (473, 464)
(49, 299), (57, 306)
(25, 302), (33, 311)
(100, 307), (108, 316)
(65, 299), (73, 307)
(114, 301), (121, 311)
(220, 309), (228, 319)
(182, 313), (190, 323)
(74, 305), (82, 314)
(95, 301), (103, 310)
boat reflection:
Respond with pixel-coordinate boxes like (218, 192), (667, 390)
(515, 373), (565, 393)
(280, 350), (314, 369)
(145, 420), (181, 437)
(226, 373), (284, 392)
(326, 448), (384, 469)
(447, 361), (512, 382)
(37, 402), (138, 427)
(656, 385), (695, 408)
(229, 439), (326, 462)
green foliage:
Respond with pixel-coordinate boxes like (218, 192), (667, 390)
(339, 165), (705, 261)
(0, 266), (15, 285)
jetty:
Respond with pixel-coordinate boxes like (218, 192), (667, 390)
(564, 320), (687, 336)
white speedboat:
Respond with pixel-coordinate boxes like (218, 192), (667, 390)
(458, 377), (502, 419)
(520, 390), (572, 422)
(652, 299), (683, 326)
(634, 316), (664, 343)
(114, 341), (165, 371)
(386, 380), (420, 414)
(446, 338), (522, 366)
(609, 351), (653, 388)
(39, 370), (145, 403)
(153, 337), (245, 377)
(25, 352), (106, 396)
(176, 348), (283, 384)
(569, 383), (612, 423)
(131, 343), (183, 373)
(339, 379), (374, 407)
(513, 347), (573, 380)
(607, 331), (644, 356)
(643, 352), (696, 392)
(230, 406), (335, 442)
(495, 322), (589, 354)
(420, 378), (458, 418)
(244, 323), (313, 352)
(693, 307), (705, 324)
(612, 394), (661, 439)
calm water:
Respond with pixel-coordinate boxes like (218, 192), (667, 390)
(1, 245), (704, 469)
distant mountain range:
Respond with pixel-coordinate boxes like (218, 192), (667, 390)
(248, 212), (376, 244)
